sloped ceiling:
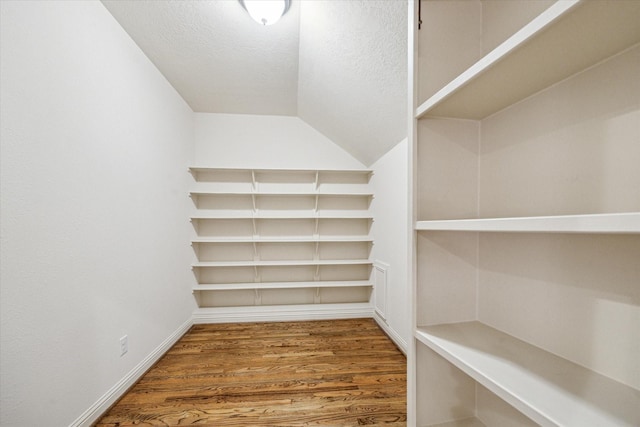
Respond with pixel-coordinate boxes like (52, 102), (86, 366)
(101, 0), (407, 166)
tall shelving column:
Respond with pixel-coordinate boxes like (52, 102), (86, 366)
(188, 167), (375, 320)
(409, 0), (640, 426)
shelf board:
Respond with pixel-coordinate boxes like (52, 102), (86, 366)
(416, 213), (640, 234)
(191, 211), (373, 220)
(192, 259), (372, 268)
(191, 236), (373, 243)
(189, 166), (372, 175)
(193, 280), (372, 291)
(416, 322), (640, 427)
(416, 0), (640, 120)
(189, 190), (373, 197)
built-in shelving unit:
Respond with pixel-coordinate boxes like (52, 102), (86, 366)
(189, 167), (374, 316)
(409, 0), (640, 426)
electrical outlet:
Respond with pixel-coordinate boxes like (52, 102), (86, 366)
(120, 335), (128, 356)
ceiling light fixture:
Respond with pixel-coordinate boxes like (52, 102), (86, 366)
(239, 0), (291, 26)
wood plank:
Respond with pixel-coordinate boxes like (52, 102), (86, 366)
(95, 318), (406, 426)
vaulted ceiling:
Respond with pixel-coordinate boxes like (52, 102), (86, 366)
(101, 0), (407, 166)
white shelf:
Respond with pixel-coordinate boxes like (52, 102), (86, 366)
(189, 190), (373, 197)
(192, 259), (372, 268)
(192, 236), (373, 243)
(410, 1), (640, 425)
(192, 280), (372, 291)
(189, 166), (372, 175)
(415, 213), (640, 234)
(416, 0), (640, 119)
(415, 322), (640, 427)
(191, 211), (373, 220)
(189, 166), (373, 311)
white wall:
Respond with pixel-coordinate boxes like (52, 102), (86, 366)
(370, 139), (411, 350)
(194, 113), (366, 169)
(0, 2), (196, 425)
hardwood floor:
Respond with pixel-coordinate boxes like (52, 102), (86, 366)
(95, 318), (406, 426)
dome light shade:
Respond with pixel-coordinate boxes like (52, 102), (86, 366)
(239, 0), (291, 26)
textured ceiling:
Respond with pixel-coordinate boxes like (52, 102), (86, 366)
(101, 0), (407, 165)
(298, 1), (407, 165)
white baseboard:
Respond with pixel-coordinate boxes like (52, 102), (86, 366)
(193, 302), (374, 324)
(69, 317), (193, 427)
(373, 312), (408, 355)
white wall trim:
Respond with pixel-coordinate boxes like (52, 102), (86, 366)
(374, 311), (408, 355)
(69, 317), (193, 427)
(193, 303), (374, 324)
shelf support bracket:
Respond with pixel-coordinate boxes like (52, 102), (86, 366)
(252, 242), (259, 261)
